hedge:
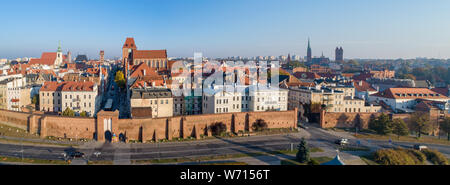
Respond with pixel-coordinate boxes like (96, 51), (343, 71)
(422, 149), (449, 165)
(373, 149), (418, 165)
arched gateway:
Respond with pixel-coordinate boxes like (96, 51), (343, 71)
(96, 110), (119, 142)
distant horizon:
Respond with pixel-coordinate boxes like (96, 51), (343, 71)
(2, 0), (450, 59)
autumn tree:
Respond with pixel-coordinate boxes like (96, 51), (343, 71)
(80, 111), (88, 117)
(32, 94), (39, 110)
(62, 108), (75, 117)
(114, 70), (126, 89)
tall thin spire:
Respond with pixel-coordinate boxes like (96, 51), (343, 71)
(307, 37), (312, 62)
(308, 37), (310, 49)
(57, 41), (62, 53)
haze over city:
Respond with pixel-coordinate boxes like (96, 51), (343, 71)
(1, 0), (450, 59)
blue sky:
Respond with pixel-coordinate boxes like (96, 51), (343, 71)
(1, 0), (450, 59)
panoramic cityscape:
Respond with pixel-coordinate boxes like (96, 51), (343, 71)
(0, 0), (450, 175)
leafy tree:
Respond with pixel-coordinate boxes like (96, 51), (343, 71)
(392, 119), (409, 139)
(347, 60), (360, 67)
(80, 111), (88, 117)
(439, 117), (450, 141)
(32, 94), (39, 106)
(252, 119), (268, 131)
(397, 73), (416, 80)
(408, 112), (431, 138)
(368, 114), (393, 135)
(208, 122), (227, 136)
(62, 108), (75, 117)
(114, 70), (126, 89)
(310, 102), (322, 113)
(287, 61), (307, 69)
(296, 138), (310, 163)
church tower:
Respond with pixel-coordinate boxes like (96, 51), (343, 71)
(100, 50), (105, 62)
(287, 53), (291, 63)
(307, 38), (312, 62)
(55, 41), (63, 67)
(122, 37), (137, 60)
(335, 47), (344, 62)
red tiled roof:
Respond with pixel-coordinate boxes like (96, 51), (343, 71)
(431, 88), (449, 97)
(286, 82), (315, 87)
(130, 62), (161, 78)
(133, 50), (167, 59)
(353, 80), (377, 92)
(168, 60), (178, 70)
(29, 52), (57, 66)
(342, 73), (355, 78)
(353, 72), (374, 81)
(317, 73), (338, 79)
(371, 88), (449, 100)
(293, 72), (321, 79)
(40, 81), (95, 92)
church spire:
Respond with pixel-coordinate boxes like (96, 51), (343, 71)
(308, 37), (310, 49)
(57, 41), (62, 53)
(307, 37), (312, 62)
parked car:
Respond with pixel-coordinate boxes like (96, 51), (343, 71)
(335, 138), (349, 146)
(69, 151), (85, 158)
(413, 144), (428, 151)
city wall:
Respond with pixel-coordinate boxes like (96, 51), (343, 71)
(319, 110), (381, 129)
(320, 111), (450, 136)
(0, 108), (298, 142)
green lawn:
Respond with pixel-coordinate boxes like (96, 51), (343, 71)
(280, 157), (334, 165)
(0, 156), (68, 165)
(339, 146), (371, 152)
(133, 152), (266, 164)
(133, 147), (324, 164)
(87, 160), (114, 165)
(0, 124), (39, 139)
(200, 162), (248, 165)
(0, 137), (77, 147)
(355, 133), (450, 146)
(360, 155), (379, 165)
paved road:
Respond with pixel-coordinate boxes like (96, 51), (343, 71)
(0, 124), (449, 164)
